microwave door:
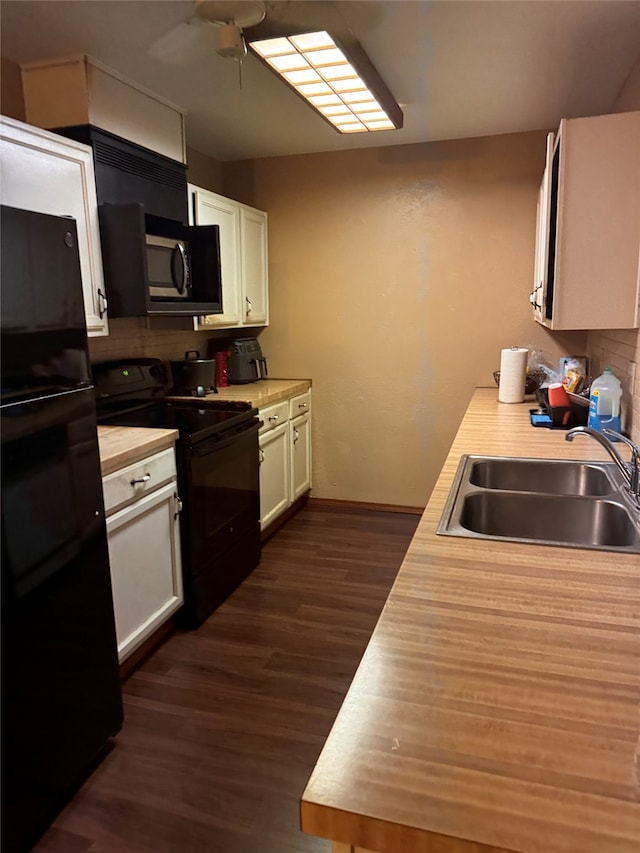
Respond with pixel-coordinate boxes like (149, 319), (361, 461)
(180, 224), (223, 314)
(147, 238), (188, 300)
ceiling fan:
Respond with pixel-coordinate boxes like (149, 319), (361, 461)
(148, 1), (402, 133)
(148, 1), (290, 64)
(148, 0), (348, 64)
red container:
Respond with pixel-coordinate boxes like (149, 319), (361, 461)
(547, 382), (570, 408)
(214, 351), (230, 387)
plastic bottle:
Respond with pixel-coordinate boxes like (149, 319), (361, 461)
(588, 368), (622, 433)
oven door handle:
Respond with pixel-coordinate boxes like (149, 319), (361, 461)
(188, 418), (260, 457)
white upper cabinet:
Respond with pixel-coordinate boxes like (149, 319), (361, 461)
(532, 110), (640, 330)
(190, 185), (269, 330)
(189, 186), (242, 327)
(0, 115), (109, 336)
(240, 205), (269, 325)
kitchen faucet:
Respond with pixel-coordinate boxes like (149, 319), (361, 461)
(565, 426), (640, 506)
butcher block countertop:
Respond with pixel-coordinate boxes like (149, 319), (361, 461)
(301, 388), (640, 853)
(167, 378), (311, 408)
(97, 426), (178, 476)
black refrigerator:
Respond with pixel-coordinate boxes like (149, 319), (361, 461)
(1, 206), (123, 852)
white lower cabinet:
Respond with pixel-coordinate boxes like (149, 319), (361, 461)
(258, 390), (312, 531)
(102, 448), (183, 662)
(259, 423), (290, 529)
(290, 413), (311, 501)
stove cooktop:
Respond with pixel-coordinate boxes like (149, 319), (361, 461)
(93, 358), (258, 445)
(97, 401), (257, 446)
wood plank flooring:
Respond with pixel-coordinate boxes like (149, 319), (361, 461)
(34, 504), (419, 853)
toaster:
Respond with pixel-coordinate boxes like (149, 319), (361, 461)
(227, 338), (268, 384)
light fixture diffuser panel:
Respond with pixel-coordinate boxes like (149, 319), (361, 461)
(248, 31), (403, 134)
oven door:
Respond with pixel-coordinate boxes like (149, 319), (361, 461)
(178, 418), (261, 626)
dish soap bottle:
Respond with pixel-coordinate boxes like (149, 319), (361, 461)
(588, 368), (622, 434)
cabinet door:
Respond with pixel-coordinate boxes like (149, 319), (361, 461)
(240, 205), (269, 326)
(190, 185), (242, 328)
(531, 133), (554, 325)
(259, 422), (290, 529)
(0, 116), (109, 336)
(535, 111), (640, 330)
(106, 480), (183, 662)
(290, 413), (311, 501)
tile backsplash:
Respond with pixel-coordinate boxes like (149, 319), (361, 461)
(88, 318), (214, 364)
(585, 328), (640, 442)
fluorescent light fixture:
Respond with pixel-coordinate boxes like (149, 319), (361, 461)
(248, 31), (403, 133)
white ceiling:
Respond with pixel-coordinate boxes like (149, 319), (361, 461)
(2, 1), (640, 162)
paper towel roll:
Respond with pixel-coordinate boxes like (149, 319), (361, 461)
(498, 347), (528, 403)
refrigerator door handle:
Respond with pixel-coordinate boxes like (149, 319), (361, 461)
(97, 288), (108, 318)
(174, 492), (183, 519)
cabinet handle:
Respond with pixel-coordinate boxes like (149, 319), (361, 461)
(268, 415), (279, 423)
(130, 473), (151, 485)
(245, 295), (252, 316)
(97, 288), (108, 318)
(259, 448), (265, 464)
(293, 427), (299, 444)
(298, 402), (308, 410)
(174, 492), (183, 519)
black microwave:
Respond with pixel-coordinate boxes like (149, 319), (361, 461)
(98, 204), (223, 317)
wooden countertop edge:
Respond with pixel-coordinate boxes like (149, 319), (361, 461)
(300, 387), (640, 853)
(300, 802), (513, 853)
(98, 426), (179, 476)
(167, 378), (311, 408)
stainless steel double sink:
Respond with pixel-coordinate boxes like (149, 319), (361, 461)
(438, 456), (640, 553)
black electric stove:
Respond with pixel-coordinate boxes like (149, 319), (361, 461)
(94, 359), (262, 627)
(97, 399), (255, 444)
(94, 359), (256, 443)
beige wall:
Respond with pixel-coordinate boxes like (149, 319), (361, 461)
(584, 52), (640, 444)
(611, 54), (640, 113)
(186, 146), (222, 194)
(224, 134), (586, 507)
(1, 56), (25, 120)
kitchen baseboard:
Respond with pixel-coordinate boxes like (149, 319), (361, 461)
(119, 618), (175, 681)
(307, 497), (424, 515)
(261, 493), (309, 543)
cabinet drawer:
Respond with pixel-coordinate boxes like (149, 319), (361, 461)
(102, 447), (177, 516)
(289, 390), (311, 420)
(259, 400), (289, 435)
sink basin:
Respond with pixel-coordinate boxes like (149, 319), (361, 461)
(438, 455), (640, 553)
(468, 458), (614, 496)
(459, 492), (639, 548)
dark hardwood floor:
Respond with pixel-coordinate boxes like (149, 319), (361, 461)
(34, 503), (419, 853)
